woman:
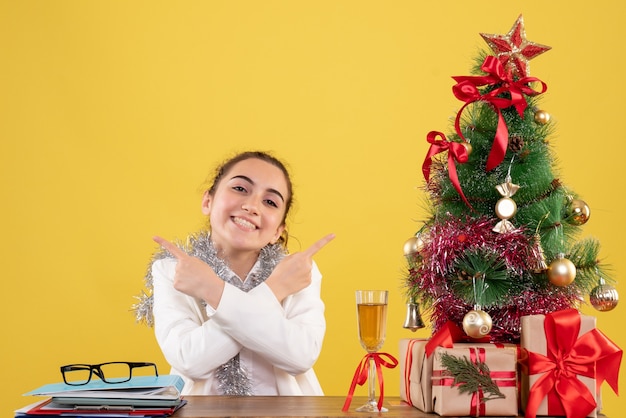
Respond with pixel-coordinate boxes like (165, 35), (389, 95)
(150, 151), (334, 396)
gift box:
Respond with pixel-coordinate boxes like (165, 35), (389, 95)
(431, 345), (519, 416)
(521, 309), (622, 418)
(400, 334), (520, 414)
(399, 339), (433, 412)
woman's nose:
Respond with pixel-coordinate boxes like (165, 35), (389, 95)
(241, 199), (259, 214)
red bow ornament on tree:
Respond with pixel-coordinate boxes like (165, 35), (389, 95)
(452, 55), (547, 171)
(422, 131), (471, 209)
(525, 309), (622, 418)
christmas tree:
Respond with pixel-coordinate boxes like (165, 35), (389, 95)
(403, 15), (619, 344)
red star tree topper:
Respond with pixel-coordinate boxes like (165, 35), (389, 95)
(480, 14), (551, 78)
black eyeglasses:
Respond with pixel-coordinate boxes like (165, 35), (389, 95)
(60, 362), (158, 386)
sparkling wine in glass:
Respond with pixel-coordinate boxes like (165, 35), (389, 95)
(355, 290), (388, 412)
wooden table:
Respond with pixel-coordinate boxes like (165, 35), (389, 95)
(174, 396), (519, 417)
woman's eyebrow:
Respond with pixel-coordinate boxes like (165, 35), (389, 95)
(230, 175), (285, 203)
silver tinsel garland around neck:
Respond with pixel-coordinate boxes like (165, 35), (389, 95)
(131, 230), (286, 396)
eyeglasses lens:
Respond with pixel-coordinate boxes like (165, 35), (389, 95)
(63, 365), (92, 385)
(99, 362), (133, 383)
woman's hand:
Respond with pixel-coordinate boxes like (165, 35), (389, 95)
(153, 236), (225, 307)
(265, 233), (335, 303)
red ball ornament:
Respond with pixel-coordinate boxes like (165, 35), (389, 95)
(547, 255), (576, 286)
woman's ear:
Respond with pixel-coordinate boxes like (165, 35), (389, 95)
(201, 191), (212, 216)
(270, 224), (286, 244)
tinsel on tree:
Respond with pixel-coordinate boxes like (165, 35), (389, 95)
(403, 15), (618, 344)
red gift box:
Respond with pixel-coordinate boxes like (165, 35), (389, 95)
(520, 309), (622, 418)
(431, 345), (519, 416)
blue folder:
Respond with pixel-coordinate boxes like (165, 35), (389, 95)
(24, 374), (185, 401)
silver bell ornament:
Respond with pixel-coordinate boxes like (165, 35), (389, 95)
(402, 298), (425, 332)
(590, 277), (619, 312)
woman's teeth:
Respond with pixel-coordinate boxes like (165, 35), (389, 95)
(233, 217), (256, 230)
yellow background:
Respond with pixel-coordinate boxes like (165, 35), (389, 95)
(2, 1), (624, 416)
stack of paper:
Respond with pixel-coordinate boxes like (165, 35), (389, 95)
(16, 375), (186, 417)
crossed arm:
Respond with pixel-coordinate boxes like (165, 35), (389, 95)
(152, 234), (334, 379)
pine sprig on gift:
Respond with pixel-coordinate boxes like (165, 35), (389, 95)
(438, 352), (505, 402)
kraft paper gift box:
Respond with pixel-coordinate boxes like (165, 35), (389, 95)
(431, 345), (519, 417)
(400, 336), (520, 414)
(521, 310), (595, 418)
(399, 339), (433, 412)
(520, 308), (622, 418)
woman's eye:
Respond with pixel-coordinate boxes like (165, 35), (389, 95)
(264, 199), (278, 208)
(232, 186), (246, 192)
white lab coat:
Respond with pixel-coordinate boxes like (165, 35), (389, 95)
(152, 256), (326, 395)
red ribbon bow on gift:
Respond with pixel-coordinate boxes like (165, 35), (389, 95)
(452, 55), (547, 171)
(342, 352), (398, 412)
(422, 131), (471, 209)
(525, 308), (623, 418)
(425, 321), (491, 358)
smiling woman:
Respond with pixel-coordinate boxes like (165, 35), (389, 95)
(139, 151), (334, 397)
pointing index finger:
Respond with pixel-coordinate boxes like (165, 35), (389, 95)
(303, 233), (336, 257)
(153, 236), (187, 259)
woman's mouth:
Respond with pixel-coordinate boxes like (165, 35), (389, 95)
(232, 217), (257, 231)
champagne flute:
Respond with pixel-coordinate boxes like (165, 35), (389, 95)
(355, 290), (388, 412)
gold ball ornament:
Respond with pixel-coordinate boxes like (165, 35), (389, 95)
(590, 280), (619, 312)
(462, 309), (493, 338)
(547, 256), (576, 286)
(403, 235), (426, 257)
(534, 109), (551, 125)
(565, 199), (591, 226)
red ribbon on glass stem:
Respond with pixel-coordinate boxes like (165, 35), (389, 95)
(524, 308), (622, 418)
(342, 352), (398, 412)
(422, 131), (471, 209)
(452, 55), (547, 171)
